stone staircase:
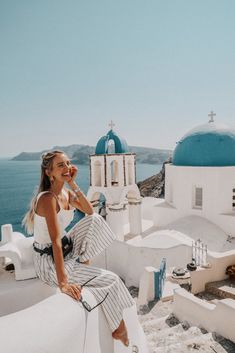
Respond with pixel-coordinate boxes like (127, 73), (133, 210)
(205, 279), (235, 300)
(138, 299), (235, 353)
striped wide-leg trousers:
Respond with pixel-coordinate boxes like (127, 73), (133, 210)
(33, 213), (134, 332)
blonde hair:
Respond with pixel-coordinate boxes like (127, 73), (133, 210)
(22, 150), (64, 234)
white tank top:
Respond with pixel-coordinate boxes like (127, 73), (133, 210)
(33, 190), (75, 244)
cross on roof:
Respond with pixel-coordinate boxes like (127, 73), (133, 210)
(208, 111), (216, 123)
(109, 120), (115, 130)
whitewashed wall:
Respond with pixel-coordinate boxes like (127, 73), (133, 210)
(190, 250), (235, 293)
(0, 286), (114, 353)
(173, 288), (235, 343)
(92, 239), (192, 287)
(156, 164), (235, 235)
(141, 197), (161, 221)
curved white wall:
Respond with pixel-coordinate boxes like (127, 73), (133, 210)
(92, 239), (192, 287)
(0, 289), (114, 353)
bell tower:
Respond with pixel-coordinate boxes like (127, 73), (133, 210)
(87, 122), (142, 240)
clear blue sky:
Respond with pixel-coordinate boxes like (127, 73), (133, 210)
(1, 0), (235, 157)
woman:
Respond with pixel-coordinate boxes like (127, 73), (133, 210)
(23, 150), (134, 347)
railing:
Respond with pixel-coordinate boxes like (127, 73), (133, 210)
(192, 239), (207, 267)
(154, 258), (166, 299)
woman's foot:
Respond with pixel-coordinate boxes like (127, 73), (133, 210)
(112, 320), (129, 347)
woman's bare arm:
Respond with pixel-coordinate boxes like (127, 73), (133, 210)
(66, 165), (94, 215)
(68, 188), (94, 215)
(39, 193), (81, 300)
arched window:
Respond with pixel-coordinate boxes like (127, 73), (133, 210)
(93, 161), (102, 186)
(127, 160), (134, 185)
(108, 139), (115, 154)
(110, 160), (119, 186)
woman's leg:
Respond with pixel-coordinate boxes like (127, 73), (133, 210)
(34, 244), (132, 345)
(67, 213), (116, 263)
(68, 263), (134, 335)
(35, 215), (132, 344)
(112, 319), (129, 346)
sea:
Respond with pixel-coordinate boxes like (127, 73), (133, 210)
(0, 158), (161, 237)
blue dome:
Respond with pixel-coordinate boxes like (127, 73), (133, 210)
(95, 129), (129, 155)
(173, 122), (235, 166)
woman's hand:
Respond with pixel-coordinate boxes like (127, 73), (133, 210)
(60, 283), (81, 301)
(68, 165), (78, 185)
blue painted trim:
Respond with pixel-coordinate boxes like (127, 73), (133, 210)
(154, 271), (160, 299)
(154, 258), (166, 299)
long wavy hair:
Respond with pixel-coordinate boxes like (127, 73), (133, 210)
(22, 150), (64, 234)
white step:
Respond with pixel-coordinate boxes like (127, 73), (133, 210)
(141, 316), (170, 332)
(138, 296), (234, 353)
(161, 281), (181, 302)
(139, 301), (173, 324)
(149, 300), (174, 318)
(148, 326), (203, 349)
(147, 323), (185, 343)
(181, 332), (227, 353)
(139, 312), (158, 324)
(153, 332), (228, 353)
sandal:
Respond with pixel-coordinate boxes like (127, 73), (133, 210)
(131, 345), (139, 353)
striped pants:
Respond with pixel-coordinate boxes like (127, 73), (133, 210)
(33, 213), (134, 331)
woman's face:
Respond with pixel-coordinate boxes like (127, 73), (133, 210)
(49, 153), (72, 182)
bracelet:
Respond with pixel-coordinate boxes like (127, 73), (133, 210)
(72, 187), (83, 200)
(73, 187), (81, 194)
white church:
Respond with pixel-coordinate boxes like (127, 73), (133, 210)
(86, 114), (235, 346)
(158, 110), (235, 237)
(90, 114), (235, 289)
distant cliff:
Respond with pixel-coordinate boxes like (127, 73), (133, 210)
(12, 145), (172, 165)
(129, 146), (172, 164)
(12, 145), (95, 163)
(137, 158), (172, 198)
(12, 152), (42, 161)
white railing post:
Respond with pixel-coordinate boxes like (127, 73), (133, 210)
(192, 239), (207, 267)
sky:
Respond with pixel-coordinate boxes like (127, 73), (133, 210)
(1, 0), (235, 157)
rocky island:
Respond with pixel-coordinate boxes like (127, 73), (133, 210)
(137, 158), (172, 198)
(12, 144), (172, 165)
